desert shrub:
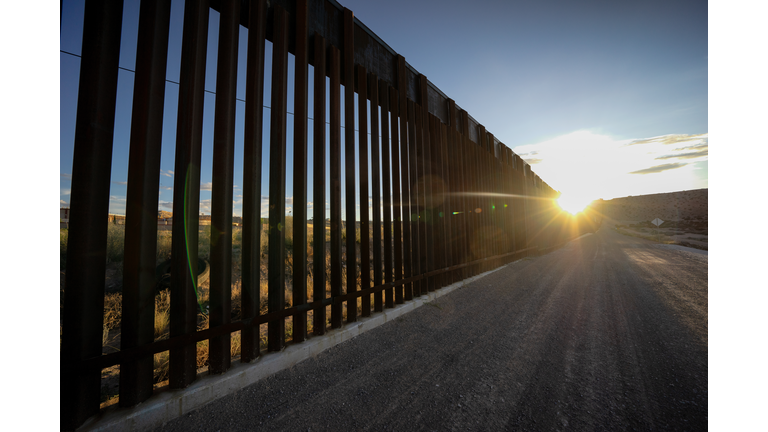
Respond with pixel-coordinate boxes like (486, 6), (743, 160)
(232, 227), (242, 250)
(154, 351), (170, 383)
(60, 229), (68, 270)
(284, 216), (295, 252)
(198, 225), (211, 259)
(103, 292), (122, 348)
(156, 230), (172, 263)
(105, 224), (125, 263)
(260, 224), (270, 256)
(155, 289), (171, 340)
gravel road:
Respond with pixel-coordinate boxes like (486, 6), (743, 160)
(155, 223), (708, 431)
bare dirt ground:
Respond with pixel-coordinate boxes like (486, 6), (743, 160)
(599, 188), (708, 251)
(154, 222), (707, 431)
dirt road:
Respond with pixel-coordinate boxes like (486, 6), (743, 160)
(156, 223), (708, 431)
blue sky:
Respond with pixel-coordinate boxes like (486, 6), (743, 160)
(59, 0), (708, 218)
(340, 0), (709, 203)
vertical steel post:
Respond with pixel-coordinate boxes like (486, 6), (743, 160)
(292, 0), (309, 343)
(477, 128), (486, 271)
(60, 1), (123, 428)
(120, 0), (171, 407)
(329, 46), (343, 328)
(343, 8), (357, 323)
(241, 0), (266, 362)
(396, 56), (411, 302)
(418, 75), (434, 293)
(369, 73), (383, 313)
(312, 33), (327, 335)
(407, 101), (420, 299)
(357, 65), (371, 317)
(446, 99), (461, 283)
(403, 100), (417, 300)
(380, 83), (395, 308)
(431, 115), (445, 290)
(169, 0), (209, 389)
(267, 6), (288, 351)
(389, 86), (404, 305)
(209, 0), (240, 375)
(439, 120), (451, 283)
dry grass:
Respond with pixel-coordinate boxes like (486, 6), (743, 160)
(102, 293), (122, 349)
(65, 220), (379, 407)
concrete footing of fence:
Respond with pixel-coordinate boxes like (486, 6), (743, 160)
(77, 264), (513, 432)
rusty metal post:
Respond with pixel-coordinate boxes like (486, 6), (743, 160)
(357, 65), (371, 317)
(380, 83), (395, 308)
(407, 100), (420, 299)
(418, 75), (434, 294)
(446, 99), (461, 283)
(369, 73), (383, 313)
(312, 33), (327, 335)
(396, 56), (412, 302)
(400, 99), (419, 300)
(389, 86), (404, 304)
(343, 8), (357, 323)
(169, 0), (209, 389)
(267, 6), (288, 351)
(241, 0), (266, 361)
(329, 46), (343, 328)
(292, 0), (309, 343)
(60, 1), (123, 428)
(208, 0), (240, 375)
(120, 0), (172, 407)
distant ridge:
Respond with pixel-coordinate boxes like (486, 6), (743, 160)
(599, 188), (708, 222)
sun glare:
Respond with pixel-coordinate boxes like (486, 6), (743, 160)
(557, 194), (592, 215)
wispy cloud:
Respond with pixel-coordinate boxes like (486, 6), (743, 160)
(160, 169), (174, 178)
(200, 199), (212, 213)
(108, 195), (127, 215)
(112, 181), (127, 185)
(626, 133), (708, 147)
(629, 163), (688, 175)
(655, 149), (709, 160)
(674, 142), (708, 152)
(201, 182), (213, 191)
(61, 173), (71, 180)
(512, 130), (708, 200)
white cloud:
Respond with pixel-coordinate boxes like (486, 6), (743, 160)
(513, 130), (708, 201)
(626, 133), (708, 147)
(108, 195), (127, 215)
(199, 199), (212, 214)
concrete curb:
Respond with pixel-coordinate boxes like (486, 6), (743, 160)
(78, 264), (512, 432)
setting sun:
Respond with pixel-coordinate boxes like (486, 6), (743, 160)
(557, 194), (593, 215)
